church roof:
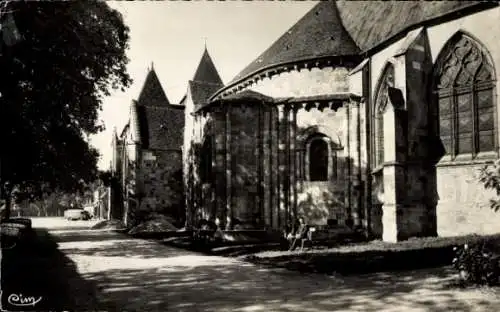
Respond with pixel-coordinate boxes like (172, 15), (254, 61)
(136, 104), (184, 150)
(133, 66), (185, 150)
(137, 66), (171, 106)
(336, 0), (489, 53)
(220, 89), (274, 103)
(224, 0), (492, 91)
(193, 48), (224, 85)
(187, 49), (225, 109)
(229, 1), (359, 85)
(197, 90), (274, 113)
(189, 80), (223, 108)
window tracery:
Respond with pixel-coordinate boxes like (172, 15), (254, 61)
(435, 33), (496, 157)
(373, 64), (395, 167)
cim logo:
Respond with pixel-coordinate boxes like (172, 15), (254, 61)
(1, 291), (42, 309)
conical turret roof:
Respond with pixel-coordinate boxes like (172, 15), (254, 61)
(192, 48), (223, 85)
(137, 66), (171, 107)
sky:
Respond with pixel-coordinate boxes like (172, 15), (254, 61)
(89, 1), (317, 170)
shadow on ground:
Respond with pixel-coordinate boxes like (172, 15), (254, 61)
(2, 225), (499, 311)
(53, 229), (500, 312)
(0, 229), (99, 311)
(76, 261), (498, 312)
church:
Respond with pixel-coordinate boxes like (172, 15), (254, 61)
(113, 1), (500, 242)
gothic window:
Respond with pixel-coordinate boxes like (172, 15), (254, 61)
(373, 64), (395, 167)
(309, 137), (329, 181)
(200, 136), (212, 183)
(435, 33), (496, 158)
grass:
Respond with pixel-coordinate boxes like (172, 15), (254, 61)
(243, 233), (500, 276)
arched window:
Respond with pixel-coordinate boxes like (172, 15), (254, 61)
(434, 33), (496, 157)
(373, 64), (395, 167)
(200, 136), (212, 183)
(309, 137), (329, 181)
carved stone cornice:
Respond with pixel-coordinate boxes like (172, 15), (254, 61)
(210, 55), (361, 101)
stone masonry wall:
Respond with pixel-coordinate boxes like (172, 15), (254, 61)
(250, 67), (350, 98)
(437, 164), (500, 236)
(138, 149), (184, 223)
(295, 106), (349, 226)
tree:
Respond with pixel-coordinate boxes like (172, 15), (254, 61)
(479, 160), (500, 213)
(0, 1), (132, 218)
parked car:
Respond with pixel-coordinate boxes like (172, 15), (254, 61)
(83, 205), (95, 218)
(64, 209), (92, 221)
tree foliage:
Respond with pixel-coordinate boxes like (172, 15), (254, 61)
(0, 1), (131, 195)
(479, 160), (500, 213)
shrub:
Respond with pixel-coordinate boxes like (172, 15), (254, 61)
(479, 160), (500, 212)
(452, 240), (500, 286)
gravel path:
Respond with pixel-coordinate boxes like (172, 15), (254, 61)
(2, 217), (499, 311)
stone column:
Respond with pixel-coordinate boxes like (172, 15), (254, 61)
(225, 107), (232, 225)
(271, 107), (279, 228)
(278, 104), (288, 229)
(214, 107), (226, 221)
(284, 104), (292, 226)
(256, 104), (263, 226)
(343, 102), (352, 221)
(263, 106), (272, 227)
(382, 105), (407, 242)
(193, 115), (200, 223)
(290, 105), (298, 223)
(350, 97), (362, 227)
(209, 112), (217, 220)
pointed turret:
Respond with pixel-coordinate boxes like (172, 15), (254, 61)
(192, 48), (223, 85)
(137, 66), (170, 107)
(187, 48), (224, 109)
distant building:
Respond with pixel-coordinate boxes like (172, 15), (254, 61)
(111, 65), (185, 227)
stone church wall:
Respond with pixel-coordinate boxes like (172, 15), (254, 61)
(249, 65), (354, 227)
(368, 6), (500, 238)
(437, 164), (499, 236)
(430, 7), (500, 236)
(296, 107), (348, 225)
(138, 149), (184, 223)
(250, 67), (350, 98)
(229, 106), (261, 223)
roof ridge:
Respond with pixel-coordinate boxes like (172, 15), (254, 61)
(189, 79), (224, 86)
(216, 0), (359, 97)
(140, 103), (185, 109)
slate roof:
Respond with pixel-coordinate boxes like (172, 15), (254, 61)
(136, 104), (185, 150)
(137, 67), (171, 106)
(219, 89), (274, 103)
(197, 90), (274, 112)
(189, 80), (223, 107)
(133, 67), (185, 150)
(193, 48), (224, 85)
(188, 48), (225, 109)
(229, 1), (359, 84)
(225, 0), (493, 89)
(336, 0), (489, 53)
